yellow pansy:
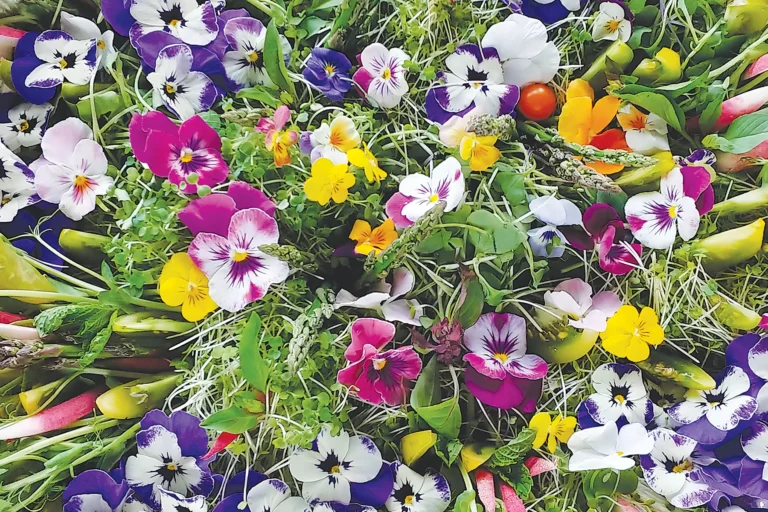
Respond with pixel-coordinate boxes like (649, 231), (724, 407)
(459, 133), (501, 172)
(529, 412), (576, 454)
(304, 157), (356, 206)
(158, 253), (217, 322)
(349, 218), (398, 256)
(600, 305), (665, 362)
(348, 142), (387, 183)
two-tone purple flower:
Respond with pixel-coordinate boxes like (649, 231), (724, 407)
(739, 421), (768, 498)
(579, 363), (653, 428)
(304, 48), (353, 101)
(213, 473), (310, 512)
(385, 463), (450, 512)
(568, 203), (643, 275)
(520, 0), (584, 24)
(222, 17), (291, 90)
(727, 333), (768, 416)
(147, 44), (218, 120)
(0, 142), (39, 222)
(352, 43), (410, 109)
(289, 426), (394, 507)
(0, 101), (52, 151)
(526, 195), (582, 258)
(102, 0), (218, 45)
(62, 470), (133, 512)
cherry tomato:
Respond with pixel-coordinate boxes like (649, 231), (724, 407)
(517, 83), (557, 121)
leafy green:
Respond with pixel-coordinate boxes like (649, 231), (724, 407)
(495, 172), (526, 205)
(494, 463), (533, 499)
(200, 406), (259, 433)
(488, 429), (535, 467)
(583, 469), (638, 511)
(611, 87), (687, 135)
(76, 91), (125, 120)
(704, 108), (768, 154)
(236, 86), (280, 108)
(78, 312), (118, 366)
(410, 356), (461, 438)
(456, 268), (484, 328)
(467, 211), (524, 255)
(434, 437), (463, 466)
(264, 21), (296, 99)
(699, 84), (726, 134)
(34, 304), (114, 338)
(239, 313), (271, 393)
(452, 490), (478, 512)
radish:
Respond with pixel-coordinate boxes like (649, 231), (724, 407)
(0, 323), (40, 341)
(499, 482), (525, 512)
(0, 312), (26, 324)
(474, 470), (496, 512)
(746, 54), (768, 79)
(524, 456), (557, 477)
(712, 86), (768, 132)
(0, 386), (104, 441)
(0, 26), (25, 61)
(202, 431), (239, 461)
(715, 140), (768, 172)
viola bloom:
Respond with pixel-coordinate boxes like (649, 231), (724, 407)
(726, 333), (768, 415)
(21, 31), (97, 91)
(222, 17), (291, 90)
(569, 203), (643, 275)
(530, 412), (577, 453)
(543, 278), (622, 332)
(521, 0), (584, 24)
(61, 13), (116, 69)
(581, 363), (654, 426)
(624, 166), (714, 250)
(526, 195), (582, 258)
(189, 208), (289, 312)
(385, 157), (465, 228)
(739, 421), (768, 498)
(146, 44), (218, 120)
(592, 3), (631, 42)
(459, 133), (501, 171)
(337, 318), (422, 406)
(348, 143), (387, 183)
(62, 470), (132, 512)
(1, 209), (72, 267)
(256, 106), (299, 168)
(385, 463), (450, 512)
(304, 158), (356, 206)
(349, 218), (397, 256)
(309, 116), (361, 164)
(647, 379), (685, 428)
(558, 79), (626, 175)
(138, 114), (229, 193)
(600, 305), (664, 362)
(567, 422), (653, 471)
(677, 149), (716, 169)
(335, 267), (425, 326)
(158, 253), (217, 322)
(465, 364), (544, 412)
(303, 48), (353, 101)
(215, 478), (309, 512)
(33, 118), (113, 221)
(158, 489), (208, 512)
(0, 102), (52, 151)
(617, 104), (670, 155)
(352, 43), (410, 108)
(210, 470), (267, 512)
(463, 312), (548, 381)
(289, 425), (394, 506)
(125, 410), (215, 509)
(0, 144), (38, 222)
(127, 0), (218, 45)
(639, 429), (716, 508)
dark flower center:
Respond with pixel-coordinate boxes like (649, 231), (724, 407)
(159, 5), (185, 28)
(318, 452), (345, 474)
(155, 454), (186, 486)
(610, 384), (630, 404)
(704, 391), (725, 407)
(465, 67), (487, 88)
(394, 481), (420, 507)
(54, 52), (77, 70)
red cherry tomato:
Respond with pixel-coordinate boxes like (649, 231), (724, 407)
(517, 83), (557, 121)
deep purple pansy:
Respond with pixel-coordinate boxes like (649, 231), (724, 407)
(303, 48), (353, 101)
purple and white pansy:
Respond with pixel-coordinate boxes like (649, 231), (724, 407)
(739, 421), (768, 498)
(727, 333), (768, 416)
(289, 426), (394, 507)
(124, 410), (215, 509)
(463, 312), (548, 381)
(0, 143), (39, 222)
(214, 478), (310, 512)
(222, 17), (291, 90)
(0, 101), (52, 151)
(352, 43), (410, 109)
(625, 166), (714, 250)
(158, 488), (209, 512)
(526, 195), (582, 258)
(581, 363), (654, 427)
(543, 278), (622, 332)
(669, 366), (757, 447)
(147, 44), (218, 120)
(61, 13), (117, 69)
(640, 429), (716, 508)
(62, 470), (132, 512)
(335, 267), (425, 326)
(385, 463), (450, 512)
(385, 157), (465, 228)
(567, 422), (654, 471)
(128, 0), (219, 46)
(188, 208), (290, 312)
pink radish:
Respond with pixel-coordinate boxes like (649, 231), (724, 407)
(712, 86), (768, 132)
(202, 431), (239, 460)
(0, 26), (25, 61)
(524, 456), (557, 477)
(715, 140), (768, 173)
(0, 387), (104, 441)
(475, 470), (496, 512)
(499, 483), (525, 512)
(616, 497), (643, 512)
(746, 54), (768, 79)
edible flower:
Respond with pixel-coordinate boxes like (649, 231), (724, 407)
(459, 133), (501, 171)
(304, 158), (356, 205)
(213, 477), (308, 512)
(102, 0), (218, 44)
(530, 412), (577, 453)
(592, 2), (631, 42)
(579, 363), (654, 427)
(0, 101), (52, 151)
(600, 305), (664, 362)
(158, 253), (217, 322)
(385, 463), (450, 512)
(348, 143), (387, 183)
(146, 44), (217, 120)
(543, 278), (622, 332)
(738, 421), (768, 499)
(349, 218), (397, 256)
(0, 143), (38, 222)
(352, 43), (410, 108)
(526, 195), (583, 258)
(222, 17), (291, 90)
(256, 105), (299, 168)
(568, 203), (642, 275)
(520, 0), (584, 24)
(617, 104), (670, 155)
(334, 267), (425, 326)
(632, 48), (682, 86)
(567, 422), (653, 471)
(61, 13), (116, 69)
(62, 470), (132, 512)
(308, 116), (361, 164)
(726, 333), (768, 416)
(303, 48), (353, 101)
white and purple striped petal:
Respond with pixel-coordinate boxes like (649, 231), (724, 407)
(583, 363), (652, 426)
(26, 31), (96, 88)
(146, 44), (217, 120)
(358, 43), (409, 109)
(130, 0), (218, 46)
(0, 102), (53, 151)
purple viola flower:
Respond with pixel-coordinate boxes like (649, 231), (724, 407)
(0, 142), (39, 222)
(677, 149), (716, 168)
(62, 470), (131, 512)
(157, 488), (208, 512)
(147, 44), (218, 120)
(640, 428), (716, 508)
(214, 476), (310, 512)
(102, 0), (218, 45)
(425, 44), (519, 125)
(727, 333), (768, 417)
(303, 48), (352, 101)
(669, 366), (758, 448)
(521, 0), (584, 24)
(289, 426), (395, 507)
(385, 463), (450, 512)
(464, 365), (543, 412)
(569, 203), (643, 276)
(739, 421), (768, 499)
(0, 99), (53, 151)
(124, 409), (215, 509)
(579, 363), (654, 428)
(1, 208), (73, 267)
(211, 470), (267, 512)
(11, 31), (96, 105)
(222, 17), (291, 91)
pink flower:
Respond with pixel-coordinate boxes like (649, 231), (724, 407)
(352, 43), (409, 109)
(543, 278), (621, 332)
(129, 111), (229, 193)
(255, 105), (298, 168)
(179, 181), (276, 237)
(572, 203), (643, 276)
(337, 318), (422, 406)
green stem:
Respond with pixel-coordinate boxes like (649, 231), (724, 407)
(0, 291), (98, 304)
(709, 28), (768, 80)
(23, 258), (102, 295)
(0, 15), (34, 26)
(458, 460), (479, 512)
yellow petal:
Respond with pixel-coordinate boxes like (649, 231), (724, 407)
(470, 144), (501, 172)
(587, 161), (625, 175)
(626, 337), (651, 362)
(558, 97), (593, 145)
(460, 443), (496, 472)
(566, 79), (595, 102)
(181, 291), (217, 322)
(555, 416), (577, 443)
(401, 430), (438, 465)
(312, 157), (335, 177)
(330, 116), (361, 152)
(459, 135), (475, 161)
(158, 276), (189, 307)
(365, 164), (387, 183)
(602, 333), (631, 358)
(347, 148), (368, 168)
(547, 433), (558, 454)
(529, 412), (551, 449)
(349, 220), (372, 243)
(331, 186), (350, 204)
(617, 104), (646, 131)
(590, 96), (621, 136)
(304, 176), (331, 205)
(369, 219), (398, 252)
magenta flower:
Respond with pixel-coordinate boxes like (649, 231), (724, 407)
(337, 318), (422, 406)
(188, 208), (289, 312)
(570, 203), (643, 276)
(179, 181), (275, 237)
(464, 367), (543, 412)
(129, 111), (228, 193)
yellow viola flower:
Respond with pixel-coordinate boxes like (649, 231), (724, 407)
(349, 218), (398, 256)
(348, 142), (387, 183)
(600, 305), (665, 362)
(530, 412), (576, 454)
(158, 253), (217, 322)
(459, 133), (501, 172)
(304, 157), (356, 206)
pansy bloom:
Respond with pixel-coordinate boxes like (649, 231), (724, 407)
(352, 43), (410, 109)
(521, 0), (583, 24)
(600, 305), (664, 362)
(617, 104), (670, 155)
(33, 118), (113, 221)
(61, 13), (117, 69)
(526, 195), (583, 258)
(579, 363), (654, 428)
(158, 253), (217, 322)
(308, 116), (361, 164)
(0, 101), (52, 151)
(592, 2), (632, 42)
(289, 426), (394, 506)
(0, 143), (39, 222)
(303, 48), (352, 101)
(385, 157), (465, 228)
(0, 209), (72, 267)
(129, 0), (218, 45)
(739, 421), (768, 498)
(543, 278), (622, 332)
(459, 133), (501, 172)
(624, 166), (714, 250)
(146, 44), (218, 120)
(567, 422), (653, 471)
(222, 17), (291, 90)
(62, 469), (132, 512)
(304, 158), (356, 206)
(189, 208), (290, 312)
(349, 219), (397, 256)
(335, 267), (425, 326)
(726, 333), (768, 415)
(134, 113), (229, 193)
(530, 412), (577, 454)
(214, 476), (310, 512)
(256, 105), (299, 168)
(348, 143), (387, 183)
(385, 463), (450, 512)
(568, 203), (643, 275)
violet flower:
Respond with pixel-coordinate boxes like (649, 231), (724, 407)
(520, 0), (584, 24)
(61, 13), (117, 69)
(738, 421), (768, 499)
(179, 181), (275, 237)
(303, 48), (352, 101)
(0, 142), (39, 222)
(526, 195), (582, 258)
(385, 463), (451, 512)
(578, 363), (653, 428)
(569, 203), (643, 276)
(352, 43), (410, 109)
(214, 476), (308, 512)
(102, 0), (218, 45)
(211, 470), (266, 512)
(62, 469), (132, 512)
(727, 333), (768, 416)
(1, 208), (73, 267)
(222, 17), (291, 91)
(0, 100), (53, 151)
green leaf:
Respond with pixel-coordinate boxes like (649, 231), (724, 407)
(452, 490), (477, 512)
(78, 311), (118, 367)
(456, 269), (484, 328)
(434, 437), (463, 466)
(627, 0), (646, 13)
(489, 428), (535, 467)
(611, 88), (687, 135)
(300, 17), (332, 37)
(703, 108), (768, 154)
(264, 20), (295, 99)
(416, 230), (451, 254)
(236, 86), (280, 108)
(76, 91), (125, 119)
(583, 469), (638, 509)
(466, 210), (524, 255)
(595, 190), (629, 218)
(239, 313), (270, 393)
(700, 85), (727, 134)
(410, 357), (461, 438)
(495, 173), (526, 205)
(200, 406), (259, 434)
(494, 463), (533, 499)
(309, 0), (343, 10)
(34, 304), (114, 338)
